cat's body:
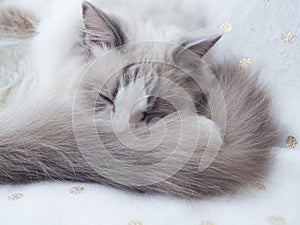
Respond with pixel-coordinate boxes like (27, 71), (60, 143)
(0, 0), (278, 198)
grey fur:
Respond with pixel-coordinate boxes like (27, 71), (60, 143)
(0, 61), (279, 199)
(82, 1), (126, 48)
(0, 3), (279, 199)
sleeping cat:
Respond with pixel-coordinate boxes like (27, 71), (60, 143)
(0, 0), (278, 198)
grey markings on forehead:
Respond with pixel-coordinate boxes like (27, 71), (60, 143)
(120, 63), (140, 87)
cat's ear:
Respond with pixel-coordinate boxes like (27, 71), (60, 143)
(82, 1), (124, 48)
(174, 34), (222, 63)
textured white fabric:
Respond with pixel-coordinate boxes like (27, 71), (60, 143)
(0, 0), (299, 224)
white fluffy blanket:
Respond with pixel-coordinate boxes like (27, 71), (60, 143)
(0, 0), (299, 224)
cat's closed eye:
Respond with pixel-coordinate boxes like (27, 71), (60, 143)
(99, 93), (114, 105)
(141, 97), (176, 124)
(95, 93), (114, 112)
(141, 112), (167, 124)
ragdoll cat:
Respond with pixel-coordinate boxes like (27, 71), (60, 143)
(0, 0), (278, 198)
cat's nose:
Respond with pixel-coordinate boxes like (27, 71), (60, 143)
(129, 111), (144, 124)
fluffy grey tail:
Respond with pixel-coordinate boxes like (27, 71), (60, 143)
(136, 62), (279, 198)
(0, 60), (279, 199)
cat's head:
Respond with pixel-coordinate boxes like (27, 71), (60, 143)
(79, 1), (221, 132)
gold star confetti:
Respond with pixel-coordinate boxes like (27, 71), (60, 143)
(201, 221), (216, 225)
(239, 58), (252, 68)
(268, 216), (286, 225)
(8, 193), (23, 201)
(263, 94), (271, 104)
(69, 186), (85, 195)
(220, 22), (232, 33)
(128, 221), (143, 225)
(254, 182), (266, 190)
(286, 136), (298, 148)
(282, 31), (296, 43)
